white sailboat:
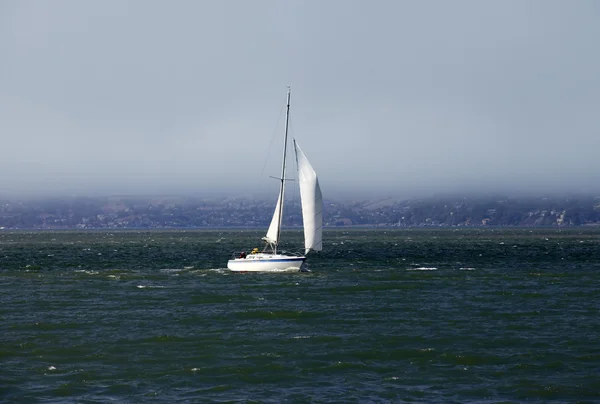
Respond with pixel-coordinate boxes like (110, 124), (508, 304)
(227, 87), (323, 272)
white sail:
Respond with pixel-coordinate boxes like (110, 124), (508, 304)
(263, 187), (283, 245)
(294, 140), (323, 254)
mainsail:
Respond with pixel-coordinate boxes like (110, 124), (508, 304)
(294, 140), (323, 254)
(263, 187), (283, 245)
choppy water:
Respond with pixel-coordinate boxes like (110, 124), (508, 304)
(1, 228), (599, 403)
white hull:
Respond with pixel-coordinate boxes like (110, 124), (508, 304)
(227, 253), (305, 272)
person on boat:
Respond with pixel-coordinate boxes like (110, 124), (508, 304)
(251, 248), (259, 254)
(239, 251), (247, 259)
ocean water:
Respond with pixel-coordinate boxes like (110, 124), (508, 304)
(1, 228), (599, 403)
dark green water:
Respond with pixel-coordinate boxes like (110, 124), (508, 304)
(1, 228), (599, 403)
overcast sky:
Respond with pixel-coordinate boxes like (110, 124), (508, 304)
(1, 0), (599, 199)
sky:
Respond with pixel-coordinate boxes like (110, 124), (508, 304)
(1, 0), (599, 199)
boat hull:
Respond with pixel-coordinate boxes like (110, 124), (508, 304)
(227, 254), (306, 272)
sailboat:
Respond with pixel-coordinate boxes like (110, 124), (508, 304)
(227, 87), (323, 272)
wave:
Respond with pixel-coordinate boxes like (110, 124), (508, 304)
(160, 268), (186, 273)
(73, 269), (100, 275)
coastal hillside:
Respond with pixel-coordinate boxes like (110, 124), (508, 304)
(1, 195), (599, 229)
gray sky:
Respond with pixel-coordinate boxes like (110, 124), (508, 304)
(1, 0), (599, 199)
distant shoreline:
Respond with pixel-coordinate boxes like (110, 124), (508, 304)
(1, 224), (599, 232)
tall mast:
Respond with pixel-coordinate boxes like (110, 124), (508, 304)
(275, 86), (291, 253)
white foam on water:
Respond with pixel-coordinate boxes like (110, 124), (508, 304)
(187, 270), (207, 276)
(48, 366), (56, 370)
(205, 268), (229, 274)
(407, 267), (438, 271)
(459, 267), (476, 271)
(160, 268), (185, 273)
(74, 270), (99, 275)
(292, 335), (311, 339)
(136, 285), (165, 289)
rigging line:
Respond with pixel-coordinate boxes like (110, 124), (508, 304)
(287, 115), (303, 252)
(260, 103), (286, 178)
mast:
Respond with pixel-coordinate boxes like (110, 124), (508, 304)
(275, 86), (291, 253)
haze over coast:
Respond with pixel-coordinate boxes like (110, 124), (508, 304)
(2, 1), (600, 199)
